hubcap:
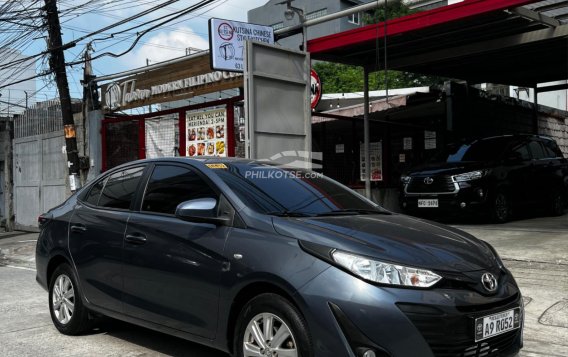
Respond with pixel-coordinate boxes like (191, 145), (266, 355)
(495, 194), (508, 220)
(243, 313), (297, 357)
(52, 274), (75, 325)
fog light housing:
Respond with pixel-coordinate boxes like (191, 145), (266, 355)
(361, 349), (376, 357)
(402, 201), (407, 208)
(475, 188), (484, 198)
(460, 202), (467, 208)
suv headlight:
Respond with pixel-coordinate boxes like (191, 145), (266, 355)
(332, 250), (442, 288)
(452, 170), (487, 182)
(400, 175), (411, 184)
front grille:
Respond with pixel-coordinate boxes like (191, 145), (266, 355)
(400, 300), (521, 357)
(428, 331), (518, 357)
(406, 175), (456, 193)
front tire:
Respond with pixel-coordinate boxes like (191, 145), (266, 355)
(491, 191), (512, 223)
(550, 192), (565, 216)
(234, 293), (312, 357)
(48, 263), (92, 335)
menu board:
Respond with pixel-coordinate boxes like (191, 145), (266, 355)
(360, 141), (383, 182)
(186, 108), (227, 157)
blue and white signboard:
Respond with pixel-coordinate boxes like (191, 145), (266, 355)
(209, 18), (274, 72)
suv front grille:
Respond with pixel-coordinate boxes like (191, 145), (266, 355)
(406, 175), (456, 194)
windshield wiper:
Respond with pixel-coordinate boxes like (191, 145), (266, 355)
(314, 209), (391, 217)
(267, 211), (312, 217)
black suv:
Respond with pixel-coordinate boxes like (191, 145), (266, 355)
(400, 135), (568, 222)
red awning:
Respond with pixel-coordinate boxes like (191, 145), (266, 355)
(308, 0), (568, 87)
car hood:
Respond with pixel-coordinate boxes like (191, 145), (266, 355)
(272, 213), (497, 273)
(407, 161), (489, 176)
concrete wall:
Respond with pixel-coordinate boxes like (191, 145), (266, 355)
(0, 122), (13, 231)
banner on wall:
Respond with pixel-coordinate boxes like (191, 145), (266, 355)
(186, 108), (227, 157)
(360, 141), (383, 182)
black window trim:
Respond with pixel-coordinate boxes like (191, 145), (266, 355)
(78, 164), (148, 213)
(134, 162), (223, 217)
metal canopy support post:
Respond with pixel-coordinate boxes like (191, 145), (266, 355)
(364, 68), (371, 199)
(533, 85), (539, 134)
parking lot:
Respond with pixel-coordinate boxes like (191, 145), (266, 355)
(1, 213), (567, 357)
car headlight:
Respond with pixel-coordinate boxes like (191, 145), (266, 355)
(400, 175), (411, 184)
(452, 170), (487, 182)
(331, 250), (442, 288)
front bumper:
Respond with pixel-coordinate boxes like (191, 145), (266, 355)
(400, 181), (491, 216)
(296, 267), (523, 357)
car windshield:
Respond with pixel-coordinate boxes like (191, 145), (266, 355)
(433, 137), (513, 163)
(212, 162), (385, 216)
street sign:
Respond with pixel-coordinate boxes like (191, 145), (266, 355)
(209, 18), (274, 72)
(310, 69), (322, 109)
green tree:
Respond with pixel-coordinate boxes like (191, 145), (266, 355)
(313, 2), (442, 94)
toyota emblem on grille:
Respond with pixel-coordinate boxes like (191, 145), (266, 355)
(481, 273), (498, 292)
(424, 177), (434, 185)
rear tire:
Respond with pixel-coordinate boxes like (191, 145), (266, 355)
(48, 263), (92, 335)
(491, 191), (512, 223)
(234, 293), (312, 357)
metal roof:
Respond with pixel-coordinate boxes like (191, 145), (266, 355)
(307, 0), (568, 87)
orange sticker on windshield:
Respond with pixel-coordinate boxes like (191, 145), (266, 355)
(205, 163), (228, 169)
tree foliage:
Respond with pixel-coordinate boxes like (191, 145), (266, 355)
(313, 2), (443, 94)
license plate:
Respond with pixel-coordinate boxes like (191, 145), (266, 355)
(418, 199), (438, 208)
(475, 308), (521, 342)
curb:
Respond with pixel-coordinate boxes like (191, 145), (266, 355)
(0, 231), (30, 240)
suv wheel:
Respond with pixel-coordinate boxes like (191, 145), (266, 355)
(491, 192), (511, 223)
(550, 192), (565, 216)
(49, 263), (92, 335)
(234, 293), (312, 357)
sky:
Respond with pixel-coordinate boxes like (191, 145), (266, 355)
(1, 0), (271, 110)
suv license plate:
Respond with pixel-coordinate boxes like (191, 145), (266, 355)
(475, 308), (521, 342)
(418, 199), (438, 208)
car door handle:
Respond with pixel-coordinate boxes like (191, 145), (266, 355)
(125, 234), (147, 245)
(70, 224), (87, 233)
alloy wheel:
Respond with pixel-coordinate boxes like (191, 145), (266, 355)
(52, 274), (75, 325)
(494, 193), (509, 222)
(243, 313), (297, 357)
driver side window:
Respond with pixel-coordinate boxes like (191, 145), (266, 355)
(511, 143), (531, 161)
(142, 165), (217, 215)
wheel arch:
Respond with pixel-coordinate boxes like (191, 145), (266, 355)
(46, 254), (72, 286)
(225, 280), (305, 355)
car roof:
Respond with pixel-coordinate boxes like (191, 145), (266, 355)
(469, 134), (554, 145)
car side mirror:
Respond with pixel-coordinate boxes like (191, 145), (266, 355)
(175, 197), (229, 225)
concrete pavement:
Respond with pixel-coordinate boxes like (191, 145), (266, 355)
(454, 214), (568, 357)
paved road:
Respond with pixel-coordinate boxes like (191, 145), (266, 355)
(455, 214), (568, 357)
(1, 214), (567, 356)
(0, 265), (228, 357)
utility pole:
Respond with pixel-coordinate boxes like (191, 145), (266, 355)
(44, 0), (81, 191)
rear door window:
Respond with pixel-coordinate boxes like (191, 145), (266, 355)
(142, 165), (217, 215)
(542, 140), (562, 158)
(84, 178), (106, 206)
(528, 140), (546, 160)
(98, 166), (145, 210)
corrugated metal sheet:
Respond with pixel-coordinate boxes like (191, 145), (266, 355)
(13, 132), (66, 230)
(13, 100), (81, 139)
